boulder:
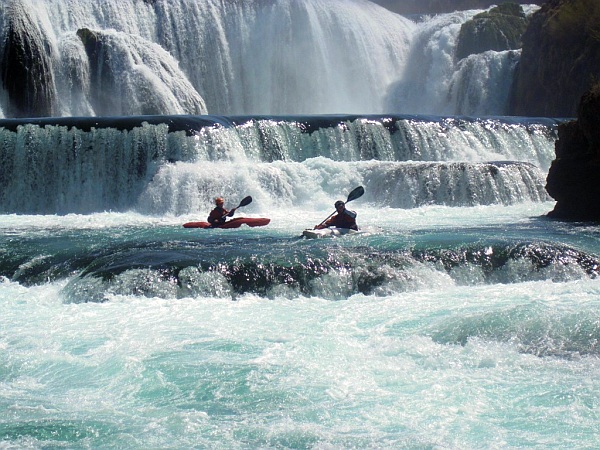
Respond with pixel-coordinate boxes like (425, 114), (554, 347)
(455, 3), (528, 61)
(546, 85), (600, 221)
(0, 2), (55, 117)
(372, 0), (543, 15)
(76, 28), (119, 116)
(509, 0), (600, 117)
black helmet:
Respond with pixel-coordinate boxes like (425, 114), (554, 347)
(334, 200), (344, 208)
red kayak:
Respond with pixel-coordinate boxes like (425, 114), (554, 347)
(183, 217), (270, 229)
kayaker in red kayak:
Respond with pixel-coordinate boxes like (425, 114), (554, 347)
(314, 200), (358, 230)
(183, 196), (267, 229)
(207, 197), (237, 226)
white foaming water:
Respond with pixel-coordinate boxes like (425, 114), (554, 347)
(1, 1), (595, 447)
(2, 203), (600, 448)
(447, 49), (521, 115)
(0, 182), (600, 449)
(387, 10), (477, 115)
(0, 116), (558, 215)
(385, 9), (530, 116)
(69, 29), (207, 116)
(0, 1), (540, 116)
(0, 0), (414, 116)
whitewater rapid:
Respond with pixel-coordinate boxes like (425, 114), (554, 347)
(3, 2), (599, 449)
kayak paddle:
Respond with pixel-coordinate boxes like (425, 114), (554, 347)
(315, 186), (364, 228)
(223, 195), (253, 218)
(346, 186), (365, 203)
(237, 195), (253, 208)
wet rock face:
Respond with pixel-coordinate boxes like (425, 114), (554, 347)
(577, 85), (600, 154)
(1, 5), (55, 117)
(546, 85), (600, 221)
(509, 0), (600, 117)
(372, 0), (544, 15)
(455, 3), (528, 61)
(76, 28), (119, 116)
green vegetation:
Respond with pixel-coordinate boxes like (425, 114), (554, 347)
(456, 3), (528, 60)
(547, 0), (600, 43)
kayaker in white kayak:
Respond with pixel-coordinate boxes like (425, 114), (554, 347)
(314, 200), (358, 230)
(207, 197), (236, 226)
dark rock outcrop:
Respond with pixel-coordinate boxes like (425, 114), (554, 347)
(76, 28), (119, 116)
(546, 84), (600, 221)
(455, 3), (529, 60)
(0, 2), (55, 117)
(509, 0), (600, 117)
(372, 0), (544, 15)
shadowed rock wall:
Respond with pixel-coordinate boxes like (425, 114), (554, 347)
(1, 2), (55, 117)
(546, 84), (600, 221)
(509, 0), (600, 117)
(455, 3), (529, 60)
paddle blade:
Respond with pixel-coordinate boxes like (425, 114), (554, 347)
(238, 196), (253, 207)
(346, 186), (364, 203)
(314, 186), (364, 229)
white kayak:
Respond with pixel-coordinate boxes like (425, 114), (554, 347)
(302, 227), (360, 239)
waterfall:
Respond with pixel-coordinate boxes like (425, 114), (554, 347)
(0, 0), (538, 117)
(384, 10), (527, 116)
(0, 115), (557, 215)
(0, 0), (415, 117)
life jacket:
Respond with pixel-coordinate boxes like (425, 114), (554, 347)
(325, 209), (358, 230)
(207, 206), (228, 224)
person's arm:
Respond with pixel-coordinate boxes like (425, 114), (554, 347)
(207, 209), (216, 224)
(344, 209), (358, 230)
(315, 215), (336, 229)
